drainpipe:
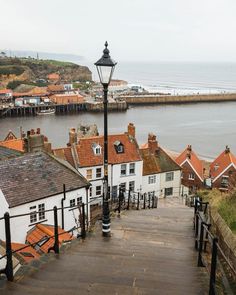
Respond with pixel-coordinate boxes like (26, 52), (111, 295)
(86, 185), (89, 230)
(61, 184), (66, 229)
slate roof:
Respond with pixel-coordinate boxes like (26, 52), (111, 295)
(140, 146), (181, 176)
(0, 152), (89, 208)
(0, 146), (23, 161)
(76, 134), (142, 167)
(175, 145), (204, 180)
(210, 147), (236, 181)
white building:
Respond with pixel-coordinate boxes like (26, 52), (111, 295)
(53, 123), (143, 205)
(0, 152), (90, 243)
(140, 134), (182, 198)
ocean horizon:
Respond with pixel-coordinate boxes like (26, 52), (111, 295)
(87, 61), (236, 95)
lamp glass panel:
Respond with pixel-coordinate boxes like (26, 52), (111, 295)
(96, 65), (113, 85)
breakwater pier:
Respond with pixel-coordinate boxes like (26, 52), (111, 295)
(121, 92), (236, 105)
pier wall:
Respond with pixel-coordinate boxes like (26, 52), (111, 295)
(122, 93), (236, 105)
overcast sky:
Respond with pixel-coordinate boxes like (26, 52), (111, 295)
(1, 0), (236, 62)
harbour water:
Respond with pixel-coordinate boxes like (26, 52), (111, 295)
(1, 102), (236, 160)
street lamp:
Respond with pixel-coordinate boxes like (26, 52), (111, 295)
(95, 41), (117, 237)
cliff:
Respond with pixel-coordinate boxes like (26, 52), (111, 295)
(0, 57), (92, 89)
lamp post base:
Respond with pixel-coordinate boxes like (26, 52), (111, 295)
(102, 199), (111, 237)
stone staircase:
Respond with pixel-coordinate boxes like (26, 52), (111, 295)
(0, 198), (208, 295)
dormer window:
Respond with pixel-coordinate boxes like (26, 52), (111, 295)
(114, 141), (124, 154)
(92, 143), (102, 155)
(214, 164), (219, 171)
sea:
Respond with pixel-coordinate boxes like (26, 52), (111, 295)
(1, 61), (236, 159)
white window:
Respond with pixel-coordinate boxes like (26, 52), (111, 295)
(86, 169), (92, 180)
(165, 187), (173, 196)
(148, 175), (156, 184)
(129, 163), (135, 174)
(166, 172), (174, 182)
(96, 167), (102, 178)
(30, 206), (37, 224)
(121, 164), (127, 176)
(70, 199), (76, 207)
(95, 146), (101, 155)
(92, 143), (102, 155)
(189, 173), (195, 180)
(96, 186), (102, 196)
(77, 197), (82, 205)
(38, 203), (45, 220)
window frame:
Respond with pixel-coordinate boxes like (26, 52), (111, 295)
(86, 169), (92, 180)
(148, 175), (156, 184)
(96, 185), (102, 196)
(166, 172), (174, 182)
(129, 163), (135, 175)
(96, 167), (102, 178)
(165, 187), (173, 196)
(120, 164), (127, 176)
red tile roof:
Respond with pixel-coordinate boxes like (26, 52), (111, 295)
(210, 146), (236, 181)
(76, 134), (142, 167)
(0, 89), (13, 94)
(0, 138), (24, 152)
(26, 224), (74, 254)
(175, 145), (204, 180)
(11, 242), (40, 263)
(52, 147), (75, 168)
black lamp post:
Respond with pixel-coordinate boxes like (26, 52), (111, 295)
(95, 41), (117, 237)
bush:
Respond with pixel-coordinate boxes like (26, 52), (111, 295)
(0, 65), (25, 76)
(7, 80), (24, 90)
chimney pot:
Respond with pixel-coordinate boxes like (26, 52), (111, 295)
(148, 133), (158, 153)
(127, 123), (135, 138)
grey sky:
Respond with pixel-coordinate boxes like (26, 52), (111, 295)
(1, 0), (236, 62)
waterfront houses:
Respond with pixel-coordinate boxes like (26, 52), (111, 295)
(53, 123), (143, 205)
(210, 146), (236, 191)
(0, 152), (90, 243)
(175, 145), (205, 195)
(140, 134), (182, 198)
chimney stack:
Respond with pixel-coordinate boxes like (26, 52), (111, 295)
(127, 123), (135, 138)
(225, 145), (230, 153)
(148, 133), (158, 154)
(69, 128), (77, 145)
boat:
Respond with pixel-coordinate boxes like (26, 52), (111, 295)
(36, 108), (55, 115)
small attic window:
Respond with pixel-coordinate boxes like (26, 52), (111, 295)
(214, 164), (219, 171)
(92, 143), (102, 155)
(114, 141), (124, 153)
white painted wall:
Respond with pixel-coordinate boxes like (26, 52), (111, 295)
(159, 170), (181, 198)
(78, 161), (143, 202)
(142, 174), (161, 197)
(0, 187), (89, 244)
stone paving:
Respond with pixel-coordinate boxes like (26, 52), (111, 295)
(1, 197), (208, 295)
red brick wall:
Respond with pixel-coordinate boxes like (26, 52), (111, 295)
(181, 161), (204, 191)
(212, 165), (236, 190)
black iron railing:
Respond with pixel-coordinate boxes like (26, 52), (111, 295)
(194, 199), (236, 295)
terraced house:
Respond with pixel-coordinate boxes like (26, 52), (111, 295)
(53, 123), (143, 204)
(175, 145), (205, 195)
(210, 146), (236, 191)
(140, 134), (182, 198)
